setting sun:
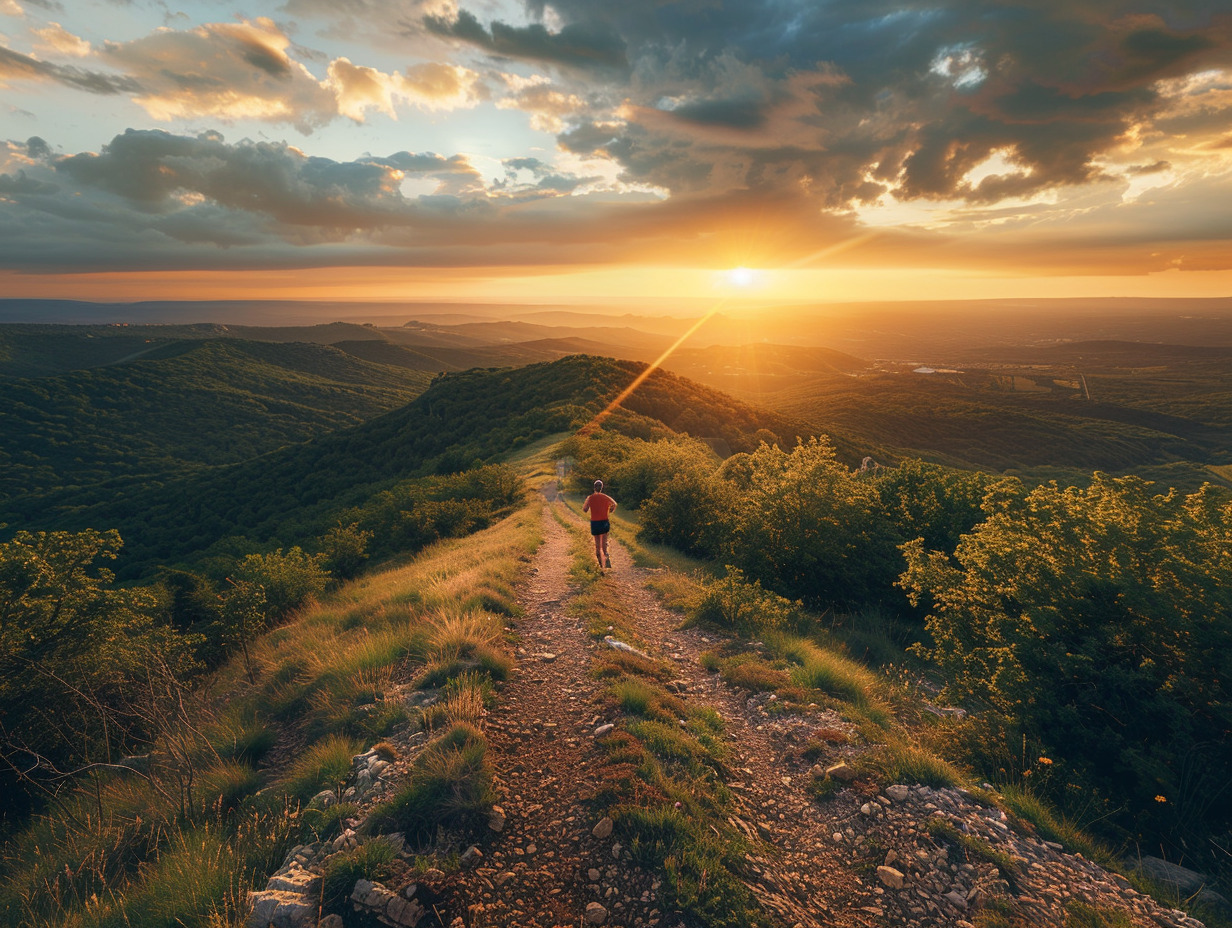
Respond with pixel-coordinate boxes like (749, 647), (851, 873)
(727, 267), (756, 287)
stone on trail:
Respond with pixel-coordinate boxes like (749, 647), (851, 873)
(885, 784), (911, 802)
(247, 890), (316, 928)
(349, 878), (426, 928)
(602, 635), (650, 659)
(488, 805), (507, 832)
(592, 816), (614, 839)
(594, 723), (615, 737)
(825, 762), (857, 782)
(876, 866), (906, 889)
(584, 902), (609, 925)
(460, 845), (483, 868)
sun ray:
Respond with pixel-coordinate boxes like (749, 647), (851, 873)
(578, 230), (879, 437)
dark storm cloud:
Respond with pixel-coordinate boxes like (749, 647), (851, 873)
(669, 96), (768, 130)
(0, 46), (141, 95)
(457, 0), (1232, 207)
(0, 130), (607, 270)
(425, 9), (627, 70)
(53, 129), (474, 225)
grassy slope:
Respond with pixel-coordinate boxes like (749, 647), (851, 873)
(0, 500), (543, 928)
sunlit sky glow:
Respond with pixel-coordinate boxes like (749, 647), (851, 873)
(2, 0), (1231, 306)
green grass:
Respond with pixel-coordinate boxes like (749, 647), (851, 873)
(280, 733), (365, 802)
(862, 738), (965, 789)
(996, 784), (1112, 864)
(766, 631), (880, 705)
(1064, 900), (1134, 928)
(925, 817), (1020, 889)
(0, 502), (543, 928)
(366, 722), (495, 845)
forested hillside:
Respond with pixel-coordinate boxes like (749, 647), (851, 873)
(0, 355), (807, 579)
(0, 339), (432, 501)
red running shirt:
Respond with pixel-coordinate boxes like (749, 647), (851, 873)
(584, 492), (615, 520)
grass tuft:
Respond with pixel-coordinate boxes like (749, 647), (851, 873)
(863, 738), (964, 789)
(366, 722), (494, 844)
(322, 838), (399, 914)
(280, 733), (364, 802)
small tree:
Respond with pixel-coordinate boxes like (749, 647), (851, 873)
(0, 529), (203, 822)
(319, 521), (373, 581)
(231, 546), (328, 622)
(219, 578), (268, 685)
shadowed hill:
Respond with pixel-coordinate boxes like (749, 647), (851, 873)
(0, 338), (433, 505)
(1, 355), (809, 578)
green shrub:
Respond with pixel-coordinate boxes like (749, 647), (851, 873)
(322, 839), (398, 913)
(232, 546), (329, 622)
(691, 567), (804, 635)
(901, 474), (1232, 855)
(367, 723), (493, 843)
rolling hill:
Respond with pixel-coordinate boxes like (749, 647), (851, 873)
(0, 355), (808, 578)
(0, 338), (433, 503)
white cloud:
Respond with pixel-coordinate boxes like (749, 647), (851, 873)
(101, 19), (337, 131)
(328, 58), (487, 121)
(33, 21), (90, 57)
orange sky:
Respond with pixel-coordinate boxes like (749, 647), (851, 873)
(4, 264), (1232, 308)
(1, 2), (1231, 307)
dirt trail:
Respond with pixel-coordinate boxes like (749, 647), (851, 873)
(449, 497), (665, 927)
(448, 492), (875, 928)
(596, 510), (870, 928)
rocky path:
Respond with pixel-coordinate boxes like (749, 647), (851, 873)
(249, 490), (1212, 928)
(447, 498), (671, 928)
(596, 513), (869, 928)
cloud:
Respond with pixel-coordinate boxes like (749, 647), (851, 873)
(4, 1), (1232, 281)
(496, 75), (586, 132)
(99, 18), (338, 132)
(425, 8), (627, 71)
(0, 45), (140, 93)
(467, 0), (1232, 214)
(0, 17), (488, 132)
(32, 21), (90, 56)
(328, 58), (486, 120)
